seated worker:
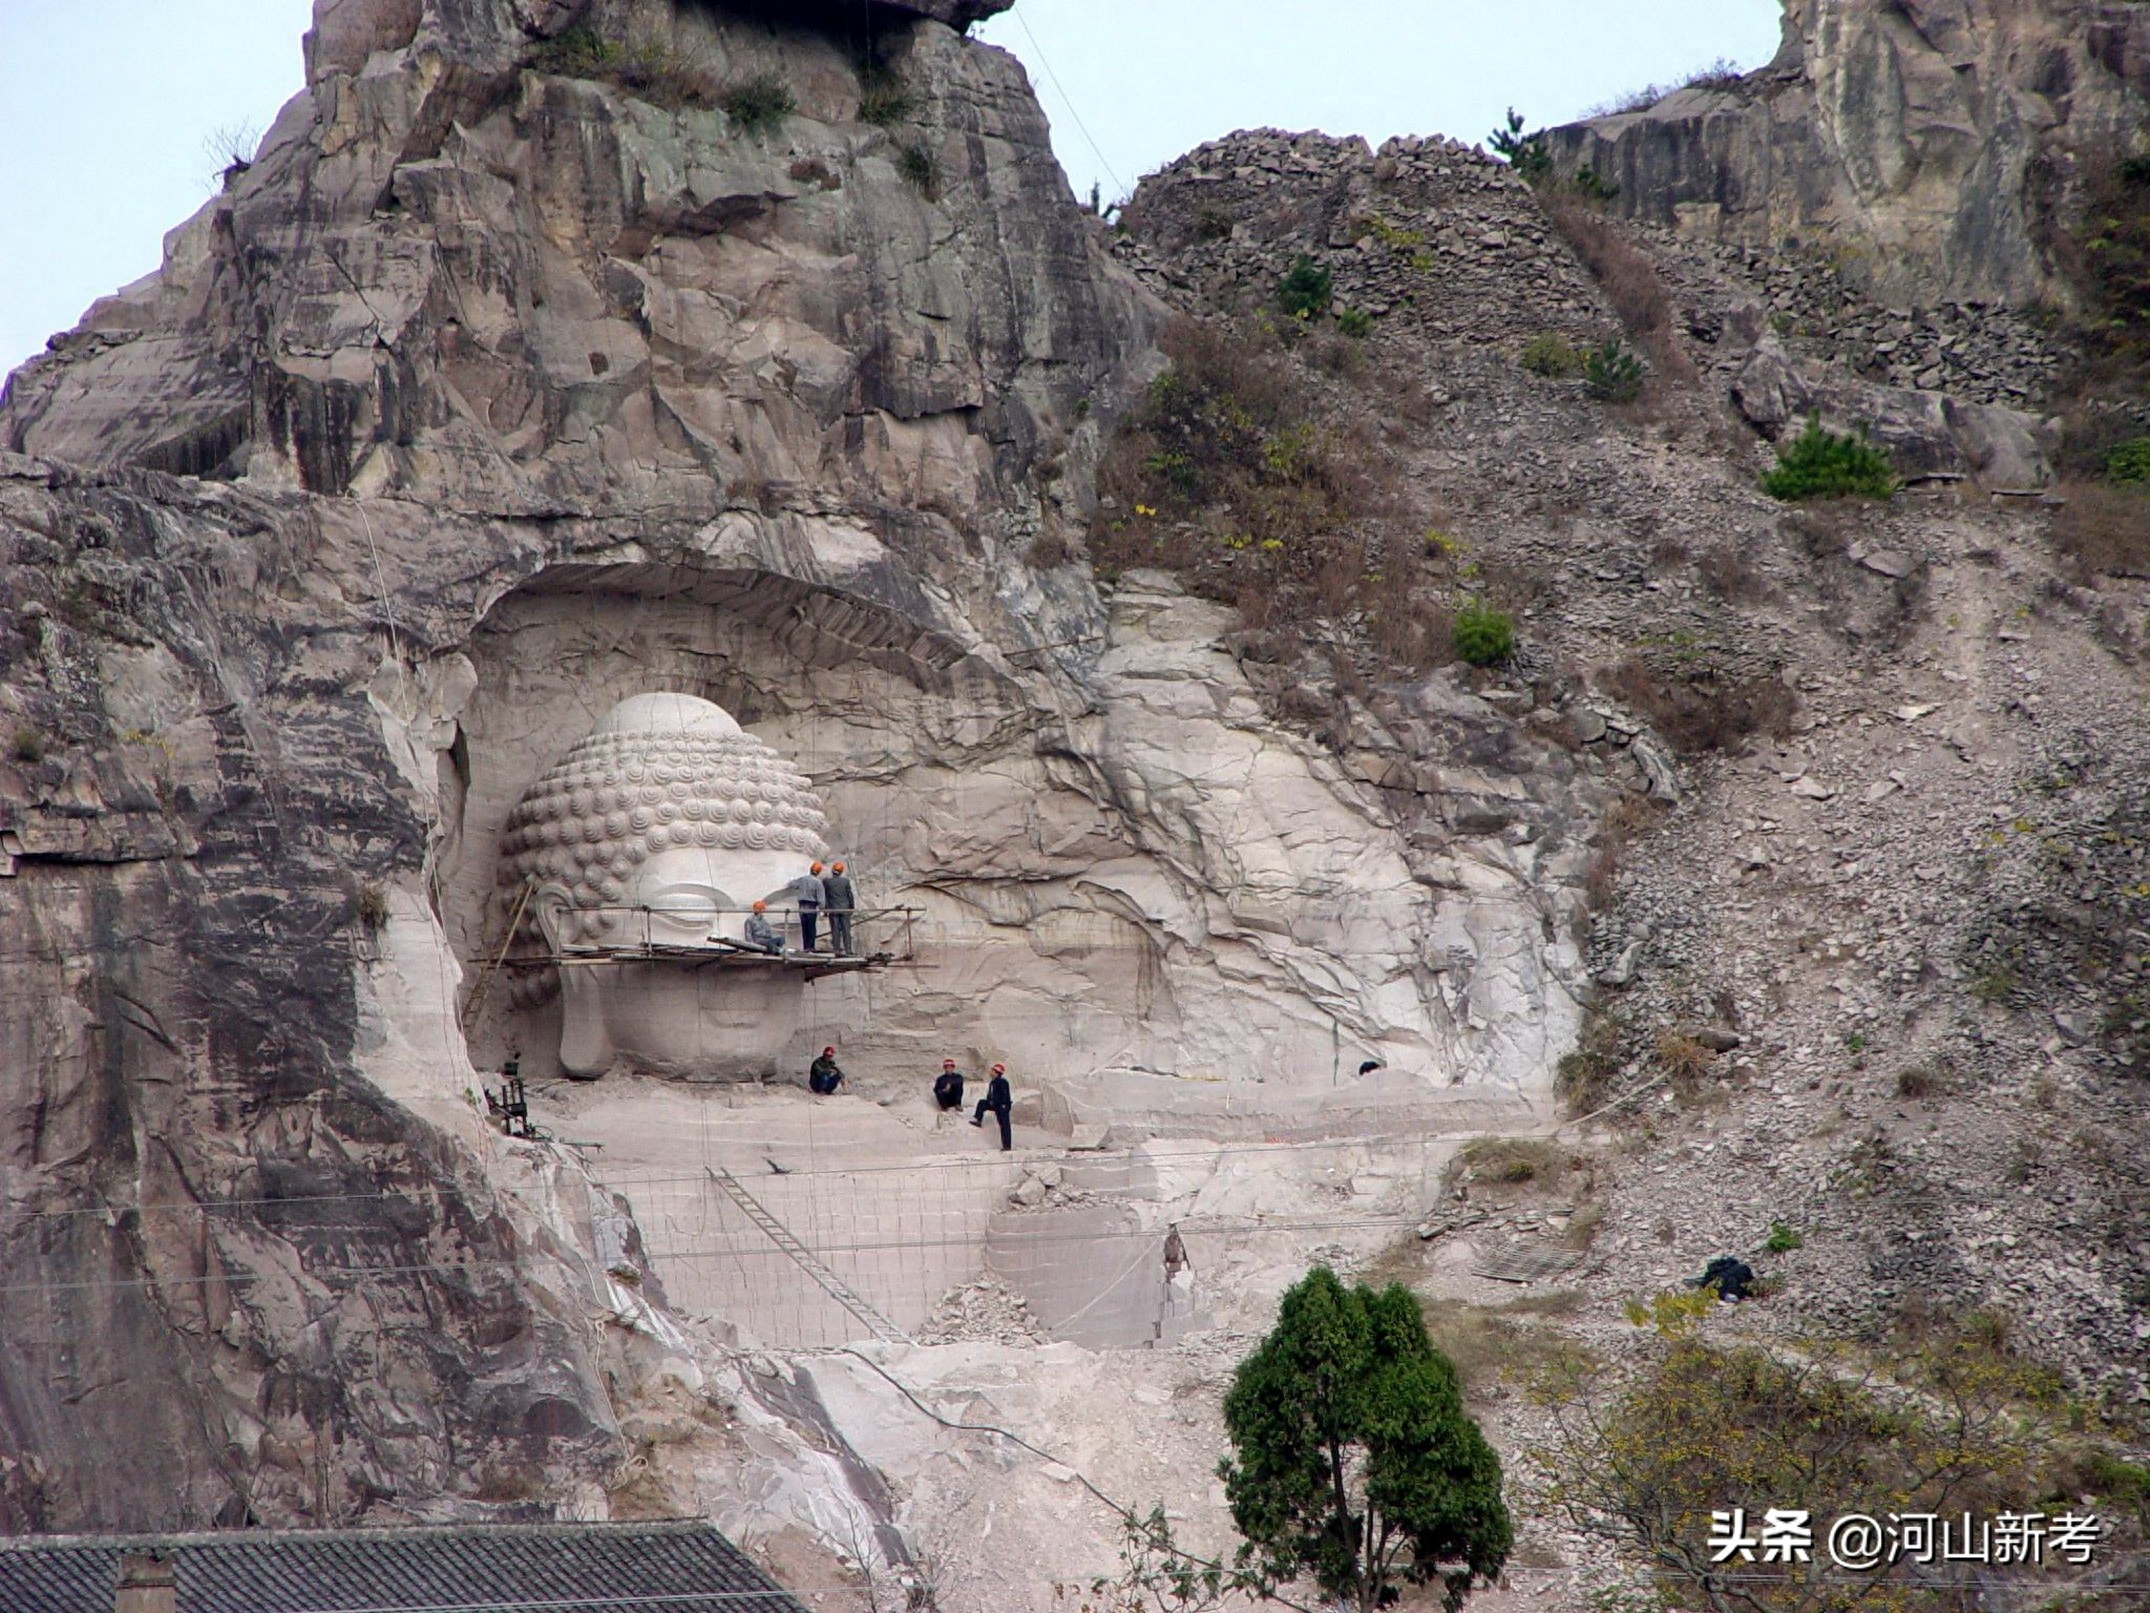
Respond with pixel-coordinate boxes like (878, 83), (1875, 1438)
(932, 1058), (965, 1111)
(807, 1046), (844, 1095)
(743, 899), (781, 954)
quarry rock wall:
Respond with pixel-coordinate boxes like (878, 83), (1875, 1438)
(1542, 0), (2150, 307)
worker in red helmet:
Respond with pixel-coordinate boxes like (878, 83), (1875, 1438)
(969, 1062), (1013, 1150)
(932, 1057), (965, 1113)
(808, 1046), (844, 1095)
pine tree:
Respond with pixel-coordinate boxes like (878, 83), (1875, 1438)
(1219, 1267), (1511, 1613)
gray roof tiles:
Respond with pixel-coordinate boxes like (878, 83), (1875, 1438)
(0, 1520), (806, 1613)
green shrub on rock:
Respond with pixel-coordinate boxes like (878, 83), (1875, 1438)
(1335, 306), (1374, 338)
(858, 68), (913, 126)
(1278, 255), (1334, 321)
(1453, 600), (1515, 666)
(723, 73), (795, 134)
(1761, 416), (1898, 500)
(1521, 333), (1582, 378)
(530, 26), (723, 109)
(2106, 435), (2150, 483)
(1582, 338), (1645, 402)
(895, 144), (938, 200)
(532, 25), (615, 77)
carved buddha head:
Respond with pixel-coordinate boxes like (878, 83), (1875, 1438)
(495, 693), (830, 1078)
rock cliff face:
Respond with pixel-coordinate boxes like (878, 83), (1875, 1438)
(1543, 0), (2150, 307)
(0, 0), (1589, 1535)
(0, 464), (629, 1529)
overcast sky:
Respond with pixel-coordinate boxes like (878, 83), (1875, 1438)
(0, 0), (1781, 381)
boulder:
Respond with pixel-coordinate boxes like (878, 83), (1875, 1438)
(304, 0), (422, 80)
(1733, 339), (2051, 488)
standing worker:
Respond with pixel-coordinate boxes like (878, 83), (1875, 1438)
(808, 1046), (844, 1095)
(1160, 1223), (1196, 1339)
(969, 1062), (1013, 1151)
(1163, 1225), (1192, 1283)
(822, 859), (856, 956)
(743, 899), (780, 954)
(787, 863), (825, 953)
(932, 1057), (965, 1114)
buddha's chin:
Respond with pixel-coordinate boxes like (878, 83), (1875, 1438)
(563, 963), (806, 1082)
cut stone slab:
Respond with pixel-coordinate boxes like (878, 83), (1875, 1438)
(1470, 1239), (1587, 1284)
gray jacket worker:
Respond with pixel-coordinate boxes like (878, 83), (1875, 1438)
(743, 899), (780, 954)
(786, 864), (825, 953)
(821, 860), (857, 956)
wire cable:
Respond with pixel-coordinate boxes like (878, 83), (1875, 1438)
(1012, 10), (1125, 202)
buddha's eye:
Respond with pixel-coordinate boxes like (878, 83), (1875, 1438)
(644, 884), (727, 926)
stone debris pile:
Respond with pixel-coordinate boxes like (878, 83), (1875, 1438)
(1715, 242), (2071, 407)
(919, 1273), (1049, 1346)
(1005, 1161), (1096, 1210)
(1115, 130), (1617, 347)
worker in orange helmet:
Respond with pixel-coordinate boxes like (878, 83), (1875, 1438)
(821, 859), (856, 956)
(786, 862), (825, 953)
(744, 899), (780, 954)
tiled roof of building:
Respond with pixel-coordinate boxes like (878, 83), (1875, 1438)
(0, 1519), (807, 1613)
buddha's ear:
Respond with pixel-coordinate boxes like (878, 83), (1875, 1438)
(532, 883), (576, 951)
(557, 964), (615, 1079)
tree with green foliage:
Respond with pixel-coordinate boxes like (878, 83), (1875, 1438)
(1452, 601), (1515, 667)
(1488, 110), (1550, 185)
(1278, 256), (1334, 321)
(1220, 1267), (1512, 1613)
(1760, 417), (1897, 500)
